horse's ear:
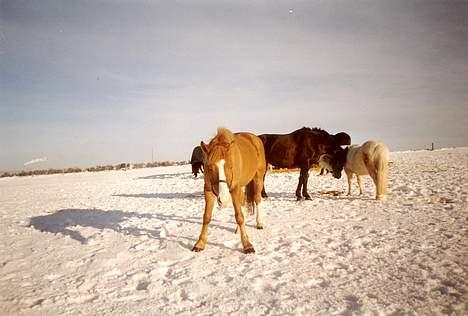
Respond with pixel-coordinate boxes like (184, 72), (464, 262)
(200, 141), (209, 154)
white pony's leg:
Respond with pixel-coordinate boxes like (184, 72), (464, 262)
(357, 175), (363, 195)
(255, 202), (264, 229)
(345, 170), (353, 196)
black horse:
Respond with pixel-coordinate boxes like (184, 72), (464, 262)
(258, 127), (351, 200)
(190, 146), (206, 178)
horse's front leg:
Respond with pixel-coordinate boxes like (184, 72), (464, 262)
(295, 173), (304, 200)
(192, 190), (216, 252)
(345, 169), (353, 196)
(232, 187), (255, 254)
(301, 168), (312, 200)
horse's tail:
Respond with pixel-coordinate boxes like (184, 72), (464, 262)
(245, 181), (256, 215)
(375, 144), (389, 197)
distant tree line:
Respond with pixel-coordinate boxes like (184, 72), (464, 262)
(0, 161), (188, 178)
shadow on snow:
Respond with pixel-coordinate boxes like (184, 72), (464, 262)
(113, 192), (203, 199)
(29, 208), (235, 249)
(136, 172), (194, 180)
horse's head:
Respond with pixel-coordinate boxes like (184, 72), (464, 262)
(320, 147), (348, 179)
(334, 132), (351, 146)
(200, 135), (235, 208)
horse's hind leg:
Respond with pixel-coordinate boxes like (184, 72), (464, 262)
(245, 179), (264, 229)
(253, 178), (265, 229)
(295, 173), (304, 200)
(364, 154), (380, 199)
(261, 171), (268, 198)
(368, 170), (380, 199)
(357, 175), (363, 195)
(296, 167), (310, 200)
(192, 190), (216, 252)
(255, 203), (264, 229)
(233, 187), (255, 254)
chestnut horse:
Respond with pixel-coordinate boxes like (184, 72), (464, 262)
(259, 127), (350, 200)
(320, 140), (389, 200)
(192, 128), (266, 254)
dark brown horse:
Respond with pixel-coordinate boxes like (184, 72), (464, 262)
(259, 127), (351, 200)
(190, 146), (205, 178)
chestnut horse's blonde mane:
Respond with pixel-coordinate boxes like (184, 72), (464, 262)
(212, 127), (235, 145)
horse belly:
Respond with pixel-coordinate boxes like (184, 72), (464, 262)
(268, 145), (296, 168)
(346, 159), (369, 176)
(353, 163), (369, 175)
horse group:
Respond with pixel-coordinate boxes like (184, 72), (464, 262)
(191, 127), (389, 254)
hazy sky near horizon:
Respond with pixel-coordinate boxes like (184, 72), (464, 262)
(1, 0), (468, 171)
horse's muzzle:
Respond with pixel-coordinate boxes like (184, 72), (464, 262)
(333, 171), (342, 179)
(217, 197), (230, 209)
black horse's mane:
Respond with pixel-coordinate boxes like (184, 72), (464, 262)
(293, 127), (330, 136)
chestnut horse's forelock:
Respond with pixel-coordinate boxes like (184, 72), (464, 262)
(203, 143), (232, 189)
(204, 128), (236, 186)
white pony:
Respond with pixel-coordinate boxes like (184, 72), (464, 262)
(320, 140), (389, 200)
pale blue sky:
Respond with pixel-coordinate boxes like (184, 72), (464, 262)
(1, 0), (468, 171)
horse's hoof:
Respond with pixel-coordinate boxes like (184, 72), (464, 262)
(296, 196), (303, 201)
(192, 246), (204, 252)
(256, 225), (264, 230)
(304, 195), (312, 200)
(244, 247), (255, 254)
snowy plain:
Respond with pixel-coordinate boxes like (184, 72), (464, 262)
(1, 147), (467, 315)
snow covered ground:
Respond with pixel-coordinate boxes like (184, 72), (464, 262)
(1, 148), (467, 315)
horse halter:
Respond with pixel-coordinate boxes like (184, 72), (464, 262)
(215, 179), (229, 192)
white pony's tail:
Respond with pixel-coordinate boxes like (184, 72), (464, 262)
(375, 144), (389, 198)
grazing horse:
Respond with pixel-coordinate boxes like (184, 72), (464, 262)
(190, 146), (205, 178)
(320, 140), (389, 200)
(259, 127), (351, 200)
(192, 128), (266, 254)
